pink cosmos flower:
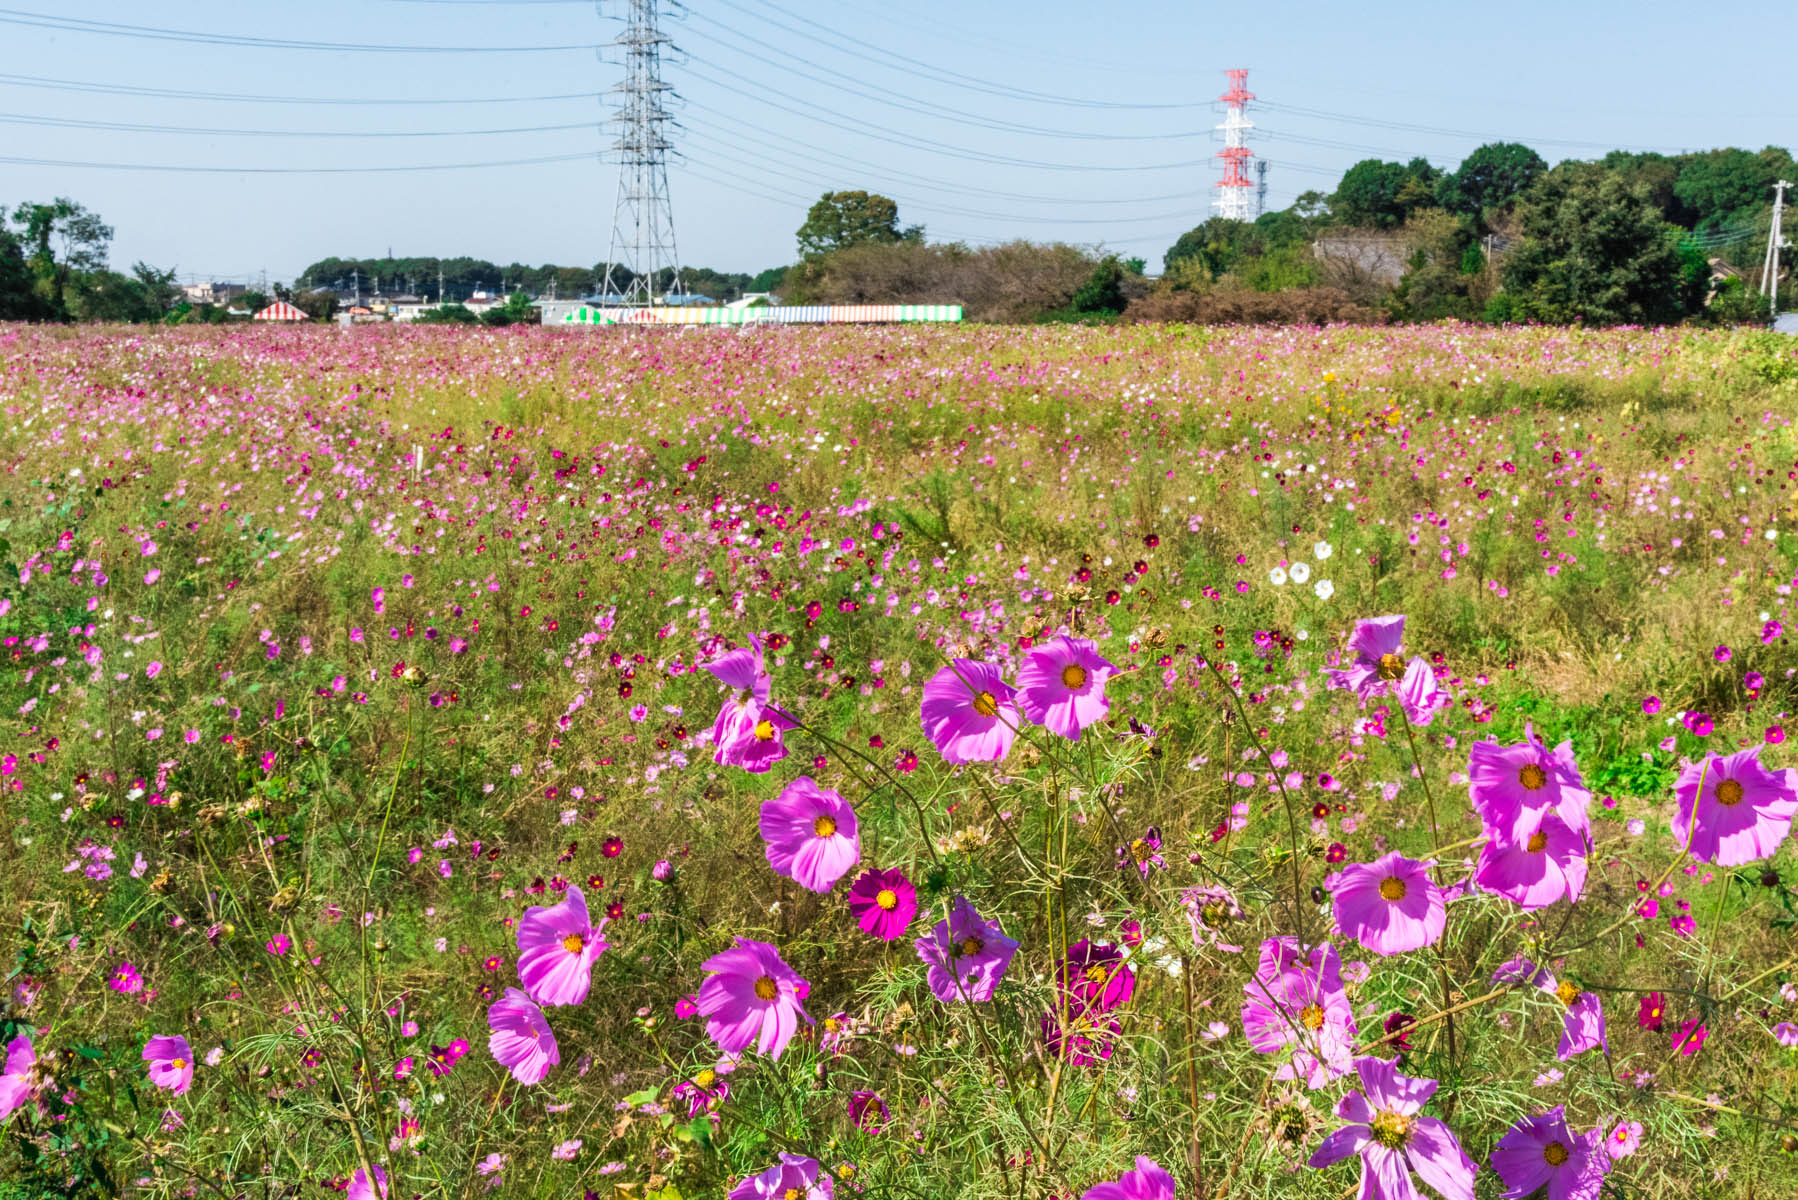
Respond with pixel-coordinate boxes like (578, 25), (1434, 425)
(1467, 726), (1592, 843)
(712, 700), (796, 774)
(1473, 811), (1588, 909)
(1670, 748), (1798, 866)
(848, 1090), (889, 1132)
(109, 961), (144, 994)
(1493, 959), (1607, 1060)
(1325, 614), (1409, 702)
(760, 776), (860, 893)
(728, 1153), (833, 1200)
(0, 1034), (36, 1121)
(487, 987), (559, 1085)
(143, 1034), (195, 1095)
(516, 884), (608, 1007)
(1671, 1018), (1706, 1056)
(915, 896), (1019, 1003)
(1045, 939), (1136, 1064)
(1241, 937), (1357, 1088)
(1081, 1155), (1176, 1200)
(705, 635), (771, 708)
(1014, 635), (1117, 741)
(1331, 852), (1445, 955)
(1604, 1119), (1642, 1160)
(347, 1165), (389, 1200)
(1181, 885), (1245, 953)
(697, 937), (812, 1060)
(1308, 1056), (1477, 1200)
(1490, 1107), (1606, 1200)
(1775, 1022), (1798, 1046)
(846, 868), (918, 940)
(920, 659), (1021, 764)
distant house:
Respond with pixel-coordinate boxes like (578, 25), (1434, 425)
(182, 281), (248, 305)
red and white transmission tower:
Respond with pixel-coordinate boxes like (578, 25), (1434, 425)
(1213, 68), (1256, 222)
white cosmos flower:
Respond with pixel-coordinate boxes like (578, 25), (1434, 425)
(1314, 579), (1335, 601)
(1268, 566), (1288, 586)
(1288, 561), (1312, 584)
(1314, 541), (1333, 560)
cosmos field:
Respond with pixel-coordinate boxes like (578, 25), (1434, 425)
(2, 320), (1798, 1199)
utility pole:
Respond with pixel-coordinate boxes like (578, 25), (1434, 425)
(1762, 179), (1791, 318)
(352, 269), (360, 307)
(1255, 159), (1268, 218)
(438, 266), (445, 305)
(600, 0), (686, 307)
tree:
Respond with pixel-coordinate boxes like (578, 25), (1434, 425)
(1332, 159), (1439, 229)
(1673, 147), (1792, 234)
(1069, 255), (1128, 315)
(1435, 143), (1546, 219)
(796, 191), (921, 258)
(417, 304), (479, 324)
(0, 225), (45, 320)
(750, 266), (788, 293)
(12, 197), (113, 317)
(481, 291), (538, 327)
(1389, 210), (1480, 321)
(1500, 164), (1698, 325)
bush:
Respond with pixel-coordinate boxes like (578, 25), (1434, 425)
(781, 239), (1101, 323)
(1124, 284), (1383, 325)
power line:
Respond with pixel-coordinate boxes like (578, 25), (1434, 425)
(708, 0), (1201, 112)
(0, 111), (597, 138)
(0, 71), (601, 106)
(0, 7), (599, 53)
(0, 151), (596, 174)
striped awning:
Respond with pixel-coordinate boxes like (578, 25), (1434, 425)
(252, 301), (308, 322)
(561, 303), (961, 327)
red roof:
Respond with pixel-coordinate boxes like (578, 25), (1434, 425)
(253, 301), (308, 322)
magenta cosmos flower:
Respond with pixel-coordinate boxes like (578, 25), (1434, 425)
(698, 937), (812, 1059)
(1182, 885), (1245, 953)
(916, 896), (1019, 1003)
(1671, 747), (1798, 866)
(712, 699), (796, 775)
(728, 1153), (833, 1200)
(143, 1034), (194, 1095)
(1490, 1107), (1607, 1200)
(920, 659), (1021, 763)
(1308, 1056), (1477, 1200)
(1015, 635), (1117, 741)
(705, 635), (770, 707)
(516, 884), (608, 1007)
(1494, 959), (1607, 1061)
(487, 987), (559, 1085)
(0, 1033), (35, 1120)
(1398, 656), (1447, 726)
(1241, 937), (1356, 1089)
(1473, 811), (1588, 909)
(1331, 852), (1445, 956)
(846, 867), (917, 939)
(347, 1165), (389, 1200)
(760, 776), (860, 893)
(1081, 1156), (1176, 1200)
(1325, 615), (1409, 702)
(1467, 726), (1591, 843)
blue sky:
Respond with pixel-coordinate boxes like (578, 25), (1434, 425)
(1, 0), (1793, 285)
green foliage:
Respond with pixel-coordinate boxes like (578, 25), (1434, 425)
(1069, 255), (1128, 314)
(749, 266), (788, 294)
(1390, 210), (1480, 320)
(1500, 164), (1700, 325)
(1674, 146), (1796, 234)
(1331, 157), (1441, 229)
(479, 291), (539, 327)
(415, 303), (480, 324)
(795, 190), (922, 259)
(1434, 142), (1547, 219)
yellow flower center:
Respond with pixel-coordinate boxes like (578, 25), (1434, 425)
(169, 1058), (187, 1071)
(1378, 876), (1407, 902)
(813, 815), (838, 838)
(562, 934), (584, 954)
(1526, 831), (1548, 853)
(956, 936), (984, 958)
(1131, 838), (1153, 862)
(753, 975), (779, 1002)
(875, 888), (898, 910)
(694, 1068), (716, 1088)
(754, 720), (776, 742)
(1201, 901), (1229, 928)
(1518, 762), (1548, 791)
(1369, 1108), (1411, 1149)
(1084, 965), (1111, 985)
(1060, 663), (1088, 689)
(1377, 653), (1405, 681)
(1716, 778), (1745, 806)
(785, 1190), (801, 1200)
(1555, 980), (1580, 1007)
(1543, 1140), (1569, 1167)
(972, 691), (999, 718)
(1300, 1003), (1326, 1031)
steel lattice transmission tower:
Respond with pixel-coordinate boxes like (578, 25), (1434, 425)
(600, 0), (686, 306)
(1212, 68), (1256, 223)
